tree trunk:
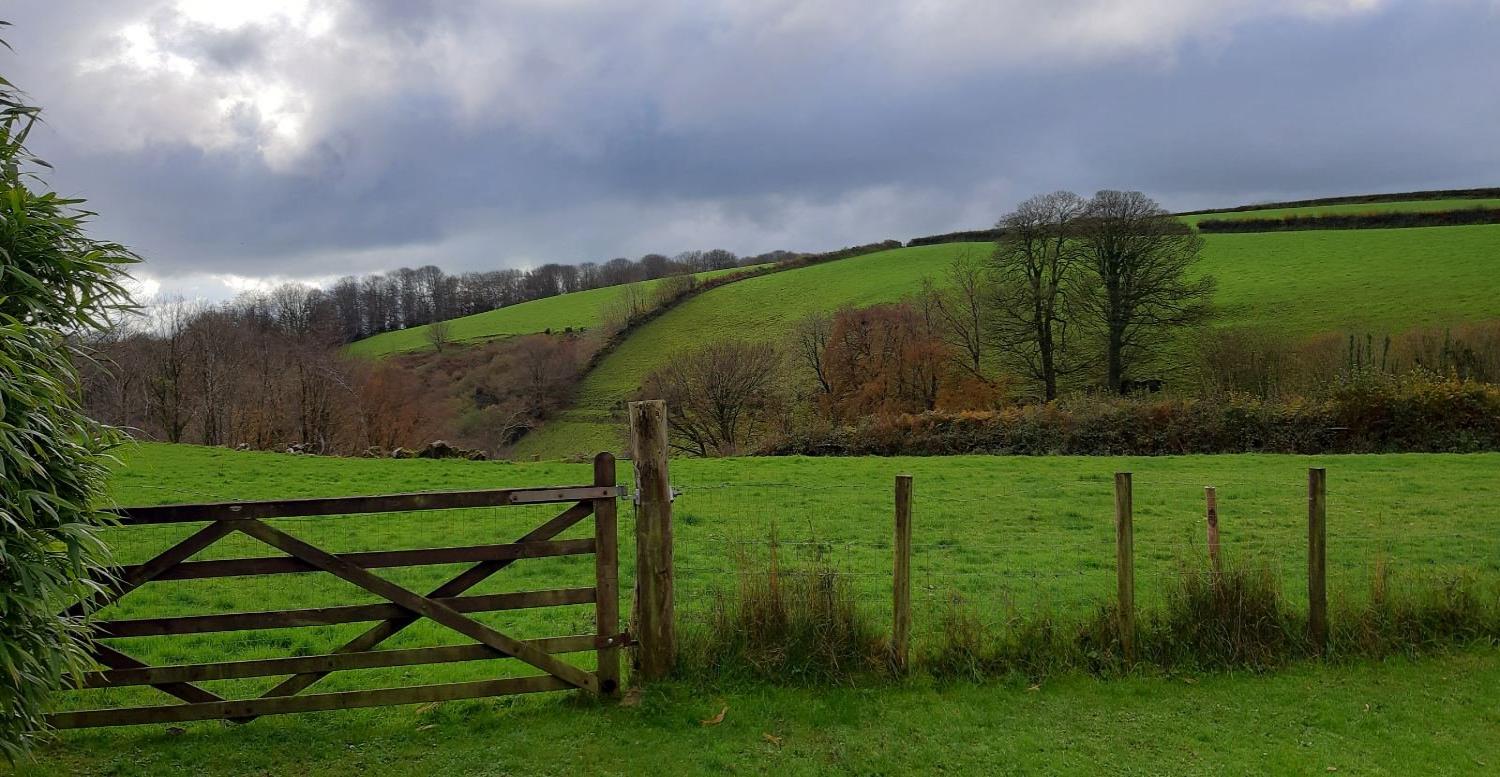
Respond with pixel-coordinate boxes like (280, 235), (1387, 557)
(1107, 326), (1124, 393)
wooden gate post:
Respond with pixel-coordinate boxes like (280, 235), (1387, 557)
(593, 452), (621, 697)
(629, 400), (676, 680)
(1307, 467), (1327, 656)
(1114, 472), (1135, 664)
(892, 474), (913, 673)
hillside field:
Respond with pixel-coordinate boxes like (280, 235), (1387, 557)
(1180, 197), (1500, 225)
(346, 265), (758, 358)
(23, 443), (1500, 775)
(517, 224), (1500, 458)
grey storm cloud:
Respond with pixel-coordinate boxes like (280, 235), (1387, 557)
(1, 0), (1497, 299)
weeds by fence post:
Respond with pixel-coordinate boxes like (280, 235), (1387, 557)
(593, 452), (621, 697)
(1205, 485), (1221, 576)
(892, 474), (913, 673)
(629, 400), (676, 680)
(1308, 467), (1328, 656)
(1115, 472), (1136, 663)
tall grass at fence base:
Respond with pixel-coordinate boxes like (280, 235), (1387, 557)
(679, 536), (884, 683)
(920, 556), (1500, 683)
(679, 543), (1500, 685)
(1144, 555), (1301, 670)
(1333, 560), (1500, 657)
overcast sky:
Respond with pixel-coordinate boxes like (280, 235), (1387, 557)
(4, 1), (1497, 301)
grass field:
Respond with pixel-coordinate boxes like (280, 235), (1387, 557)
(26, 651), (1500, 775)
(346, 266), (759, 358)
(517, 225), (1500, 458)
(20, 443), (1500, 774)
(1180, 197), (1500, 225)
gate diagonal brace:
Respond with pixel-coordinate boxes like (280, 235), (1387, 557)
(234, 518), (600, 694)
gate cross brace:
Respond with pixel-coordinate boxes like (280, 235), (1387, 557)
(233, 519), (599, 694)
(69, 522), (238, 706)
(245, 499), (597, 710)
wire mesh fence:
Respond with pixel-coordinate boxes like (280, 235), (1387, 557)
(654, 468), (1500, 641)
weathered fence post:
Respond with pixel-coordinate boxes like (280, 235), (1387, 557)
(629, 400), (676, 680)
(1307, 467), (1327, 656)
(1114, 472), (1135, 663)
(593, 452), (621, 697)
(892, 474), (913, 673)
(1205, 485), (1221, 575)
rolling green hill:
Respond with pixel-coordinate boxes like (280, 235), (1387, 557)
(1181, 198), (1500, 226)
(346, 266), (758, 358)
(516, 225), (1500, 458)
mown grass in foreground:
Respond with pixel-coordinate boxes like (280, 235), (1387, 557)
(21, 650), (1500, 775)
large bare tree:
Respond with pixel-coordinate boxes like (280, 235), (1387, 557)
(143, 298), (200, 443)
(922, 249), (991, 382)
(1075, 190), (1215, 393)
(792, 311), (834, 400)
(639, 340), (784, 456)
(988, 191), (1088, 400)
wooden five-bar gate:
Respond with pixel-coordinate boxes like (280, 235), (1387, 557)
(49, 453), (627, 729)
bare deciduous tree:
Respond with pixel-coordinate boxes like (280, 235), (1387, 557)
(143, 298), (199, 443)
(922, 249), (991, 381)
(1075, 190), (1215, 393)
(426, 319), (453, 352)
(988, 191), (1088, 400)
(792, 311), (834, 399)
(639, 340), (784, 456)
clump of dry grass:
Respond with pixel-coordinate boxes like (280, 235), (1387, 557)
(1334, 559), (1500, 657)
(1145, 555), (1300, 670)
(682, 543), (1500, 685)
(680, 532), (883, 683)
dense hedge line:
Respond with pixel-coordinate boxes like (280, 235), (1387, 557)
(1175, 187), (1500, 217)
(764, 376), (1500, 456)
(1197, 208), (1500, 233)
(906, 228), (1004, 247)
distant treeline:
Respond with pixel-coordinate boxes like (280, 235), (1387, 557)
(1197, 208), (1500, 233)
(905, 190), (1500, 246)
(1174, 187), (1500, 217)
(331, 248), (797, 344)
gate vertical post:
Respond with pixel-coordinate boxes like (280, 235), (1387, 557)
(593, 452), (621, 697)
(629, 400), (676, 681)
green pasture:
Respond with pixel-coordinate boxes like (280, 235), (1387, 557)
(21, 443), (1500, 775)
(345, 266), (758, 358)
(1180, 197), (1500, 225)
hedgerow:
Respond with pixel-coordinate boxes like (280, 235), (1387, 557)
(763, 373), (1500, 456)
